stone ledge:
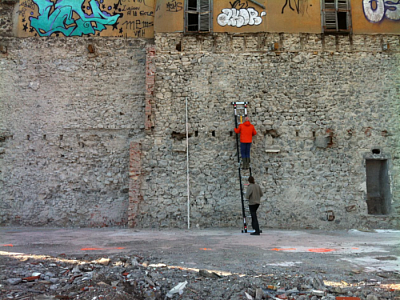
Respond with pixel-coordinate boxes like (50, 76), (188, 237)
(156, 33), (400, 54)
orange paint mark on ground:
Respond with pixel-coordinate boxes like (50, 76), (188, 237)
(199, 248), (212, 251)
(270, 248), (296, 251)
(80, 247), (126, 251)
(81, 247), (104, 251)
(336, 297), (361, 300)
(308, 248), (336, 253)
(1, 244), (13, 247)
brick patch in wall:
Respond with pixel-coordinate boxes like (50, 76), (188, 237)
(128, 142), (142, 228)
(145, 45), (155, 132)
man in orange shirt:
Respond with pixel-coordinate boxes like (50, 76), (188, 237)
(234, 117), (257, 169)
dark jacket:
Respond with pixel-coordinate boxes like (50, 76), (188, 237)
(245, 183), (263, 205)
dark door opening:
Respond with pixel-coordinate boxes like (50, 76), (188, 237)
(366, 159), (391, 215)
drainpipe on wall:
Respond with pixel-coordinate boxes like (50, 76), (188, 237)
(186, 97), (190, 229)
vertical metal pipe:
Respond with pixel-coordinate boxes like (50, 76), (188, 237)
(186, 97), (190, 229)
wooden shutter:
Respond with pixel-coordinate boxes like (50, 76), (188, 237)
(337, 0), (349, 10)
(199, 0), (211, 32)
(322, 0), (351, 32)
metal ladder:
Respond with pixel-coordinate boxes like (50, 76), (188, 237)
(231, 102), (252, 233)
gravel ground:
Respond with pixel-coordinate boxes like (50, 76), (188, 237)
(0, 228), (399, 299)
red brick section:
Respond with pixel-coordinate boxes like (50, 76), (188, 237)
(145, 45), (155, 132)
(128, 142), (142, 227)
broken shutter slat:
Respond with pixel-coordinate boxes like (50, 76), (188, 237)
(199, 0), (211, 31)
(199, 12), (210, 31)
(337, 0), (349, 10)
(324, 10), (337, 30)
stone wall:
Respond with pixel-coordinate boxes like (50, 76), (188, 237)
(0, 37), (149, 226)
(0, 0), (17, 37)
(135, 33), (400, 230)
(1, 3), (399, 229)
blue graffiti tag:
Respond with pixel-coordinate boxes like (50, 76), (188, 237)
(29, 0), (121, 36)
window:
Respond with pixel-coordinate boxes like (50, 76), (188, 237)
(322, 0), (351, 32)
(185, 0), (212, 33)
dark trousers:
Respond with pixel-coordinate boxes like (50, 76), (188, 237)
(240, 142), (252, 158)
(249, 204), (260, 233)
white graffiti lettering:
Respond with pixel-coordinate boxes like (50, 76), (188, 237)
(363, 0), (400, 23)
(217, 8), (266, 28)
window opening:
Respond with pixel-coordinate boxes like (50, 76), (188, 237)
(372, 149), (381, 155)
(322, 0), (351, 33)
(185, 0), (212, 33)
(366, 159), (391, 215)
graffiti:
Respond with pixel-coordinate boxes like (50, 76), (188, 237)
(363, 0), (400, 22)
(281, 0), (309, 15)
(122, 19), (153, 30)
(230, 0), (249, 9)
(29, 0), (121, 36)
(166, 0), (183, 12)
(217, 4), (266, 27)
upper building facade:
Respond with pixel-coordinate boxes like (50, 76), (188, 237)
(13, 0), (400, 38)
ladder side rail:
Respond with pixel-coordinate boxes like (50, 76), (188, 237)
(238, 166), (247, 232)
(233, 103), (248, 233)
(234, 105), (241, 164)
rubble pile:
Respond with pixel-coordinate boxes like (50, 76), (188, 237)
(0, 252), (398, 300)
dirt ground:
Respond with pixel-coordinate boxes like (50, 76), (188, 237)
(0, 227), (399, 299)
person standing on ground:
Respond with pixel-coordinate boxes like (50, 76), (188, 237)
(234, 116), (257, 169)
(245, 176), (263, 236)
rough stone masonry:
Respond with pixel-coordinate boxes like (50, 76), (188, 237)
(0, 2), (399, 229)
(137, 33), (400, 230)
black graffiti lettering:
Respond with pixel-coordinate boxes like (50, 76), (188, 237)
(131, 20), (154, 29)
(122, 20), (135, 29)
(133, 29), (146, 37)
(132, 0), (151, 7)
(229, 0), (248, 9)
(281, 0), (309, 15)
(166, 1), (183, 12)
(140, 10), (154, 16)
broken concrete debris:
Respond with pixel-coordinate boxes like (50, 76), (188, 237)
(1, 252), (398, 300)
(166, 280), (188, 298)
